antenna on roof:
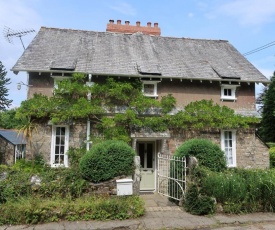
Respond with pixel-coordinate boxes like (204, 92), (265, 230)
(3, 26), (35, 50)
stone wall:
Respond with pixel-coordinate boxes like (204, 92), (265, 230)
(27, 120), (269, 170)
(0, 138), (14, 165)
(167, 128), (269, 169)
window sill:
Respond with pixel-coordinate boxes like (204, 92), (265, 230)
(221, 97), (237, 102)
(144, 94), (158, 98)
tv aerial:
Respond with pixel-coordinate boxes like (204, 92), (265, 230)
(3, 26), (35, 50)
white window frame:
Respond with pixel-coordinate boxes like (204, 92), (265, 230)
(221, 130), (236, 167)
(51, 125), (69, 167)
(142, 81), (159, 97)
(14, 144), (26, 163)
(52, 76), (71, 91)
(221, 85), (238, 101)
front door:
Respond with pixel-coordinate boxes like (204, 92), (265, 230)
(138, 142), (155, 191)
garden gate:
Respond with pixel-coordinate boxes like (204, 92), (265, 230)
(157, 153), (186, 201)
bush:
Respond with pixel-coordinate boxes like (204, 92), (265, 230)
(0, 195), (145, 225)
(200, 168), (275, 213)
(270, 147), (275, 168)
(184, 184), (215, 215)
(175, 138), (226, 172)
(79, 140), (135, 182)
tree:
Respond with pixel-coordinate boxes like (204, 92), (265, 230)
(16, 73), (259, 142)
(259, 72), (275, 142)
(0, 61), (12, 110)
(0, 108), (26, 129)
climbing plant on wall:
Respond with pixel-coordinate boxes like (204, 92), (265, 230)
(16, 73), (259, 142)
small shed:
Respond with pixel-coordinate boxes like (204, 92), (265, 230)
(0, 130), (26, 165)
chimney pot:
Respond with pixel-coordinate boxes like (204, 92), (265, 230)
(147, 22), (152, 27)
(136, 21), (140, 26)
(117, 20), (121, 25)
(109, 19), (114, 24)
(154, 22), (158, 28)
(125, 20), (130, 25)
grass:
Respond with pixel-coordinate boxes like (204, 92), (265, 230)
(0, 195), (145, 225)
(199, 168), (275, 214)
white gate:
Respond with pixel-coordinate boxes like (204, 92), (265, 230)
(157, 153), (186, 201)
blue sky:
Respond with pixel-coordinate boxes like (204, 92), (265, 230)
(0, 0), (275, 108)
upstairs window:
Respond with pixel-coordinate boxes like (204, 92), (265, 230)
(221, 85), (238, 101)
(142, 81), (159, 97)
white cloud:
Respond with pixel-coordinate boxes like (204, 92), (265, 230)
(218, 0), (275, 26)
(109, 2), (137, 16)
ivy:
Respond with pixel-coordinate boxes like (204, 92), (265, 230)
(16, 73), (259, 141)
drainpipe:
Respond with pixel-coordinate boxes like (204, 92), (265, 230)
(86, 73), (93, 151)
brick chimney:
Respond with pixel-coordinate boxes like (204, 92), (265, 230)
(106, 19), (161, 36)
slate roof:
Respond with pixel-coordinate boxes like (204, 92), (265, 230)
(0, 130), (26, 145)
(12, 27), (269, 83)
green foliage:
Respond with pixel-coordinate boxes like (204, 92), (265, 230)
(270, 147), (275, 168)
(0, 61), (12, 110)
(200, 168), (275, 214)
(168, 100), (259, 130)
(38, 168), (89, 199)
(11, 156), (46, 173)
(160, 94), (176, 114)
(67, 147), (86, 168)
(259, 72), (275, 142)
(175, 138), (227, 172)
(79, 140), (135, 182)
(184, 184), (215, 215)
(0, 195), (144, 225)
(16, 74), (259, 141)
(0, 109), (27, 129)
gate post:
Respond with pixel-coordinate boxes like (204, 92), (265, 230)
(133, 156), (141, 195)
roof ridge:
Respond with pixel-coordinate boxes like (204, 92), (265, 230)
(39, 26), (228, 42)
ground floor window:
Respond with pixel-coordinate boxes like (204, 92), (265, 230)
(221, 130), (236, 167)
(15, 144), (26, 163)
(51, 125), (69, 167)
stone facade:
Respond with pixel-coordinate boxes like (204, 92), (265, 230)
(26, 73), (269, 170)
(168, 128), (269, 169)
(30, 121), (269, 170)
(0, 138), (14, 165)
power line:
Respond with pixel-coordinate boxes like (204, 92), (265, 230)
(243, 40), (275, 56)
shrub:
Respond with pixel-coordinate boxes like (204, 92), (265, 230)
(184, 184), (215, 215)
(79, 140), (135, 182)
(0, 195), (144, 225)
(175, 138), (227, 172)
(270, 147), (275, 168)
(67, 147), (86, 168)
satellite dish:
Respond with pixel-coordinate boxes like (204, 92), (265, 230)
(3, 26), (35, 49)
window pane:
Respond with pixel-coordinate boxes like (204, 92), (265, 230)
(144, 84), (154, 95)
(56, 127), (61, 135)
(60, 127), (65, 135)
(139, 144), (145, 168)
(60, 136), (65, 145)
(147, 152), (153, 168)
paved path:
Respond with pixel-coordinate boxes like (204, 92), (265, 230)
(1, 194), (275, 229)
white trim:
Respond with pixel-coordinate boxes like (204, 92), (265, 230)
(50, 125), (69, 167)
(14, 144), (25, 163)
(221, 130), (236, 167)
(221, 84), (239, 101)
(142, 81), (159, 97)
(137, 140), (157, 191)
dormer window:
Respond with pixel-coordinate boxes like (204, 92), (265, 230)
(142, 81), (159, 97)
(221, 84), (239, 101)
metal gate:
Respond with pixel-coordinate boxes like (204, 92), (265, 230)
(157, 153), (186, 201)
